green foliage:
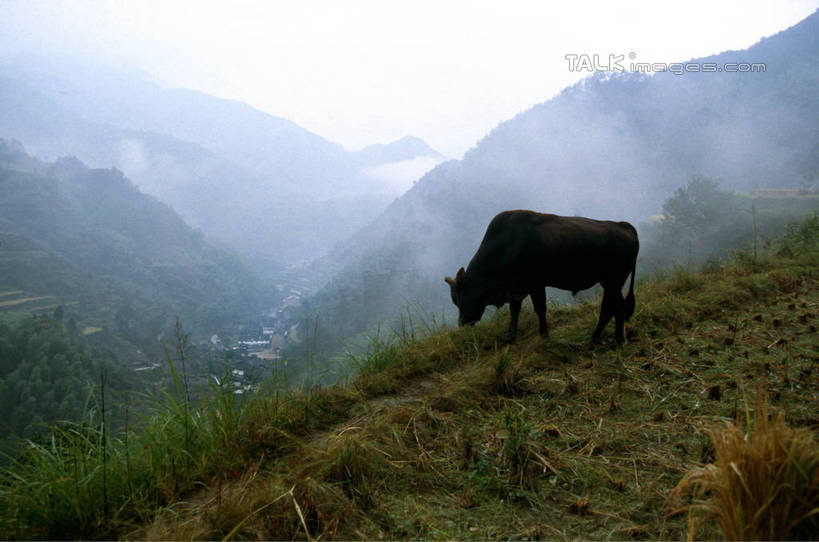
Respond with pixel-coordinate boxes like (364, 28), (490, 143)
(321, 436), (388, 505)
(783, 212), (819, 250)
(0, 415), (126, 539)
(491, 345), (527, 396)
(640, 176), (819, 271)
(492, 346), (512, 380)
(662, 175), (733, 232)
(286, 272), (444, 373)
(350, 330), (403, 378)
(0, 315), (130, 453)
(501, 406), (532, 486)
(0, 340), (289, 540)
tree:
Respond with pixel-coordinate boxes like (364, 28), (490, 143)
(662, 175), (731, 230)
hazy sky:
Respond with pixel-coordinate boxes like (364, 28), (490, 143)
(1, 0), (816, 158)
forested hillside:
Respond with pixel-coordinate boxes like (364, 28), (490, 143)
(0, 140), (277, 455)
(0, 140), (269, 350)
(0, 314), (135, 453)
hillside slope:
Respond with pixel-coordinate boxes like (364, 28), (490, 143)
(0, 140), (267, 353)
(3, 216), (815, 540)
(146, 222), (819, 540)
(299, 10), (819, 357)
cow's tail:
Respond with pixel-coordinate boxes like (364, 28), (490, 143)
(624, 256), (637, 321)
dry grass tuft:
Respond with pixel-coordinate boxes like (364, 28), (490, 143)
(568, 496), (591, 515)
(673, 393), (819, 541)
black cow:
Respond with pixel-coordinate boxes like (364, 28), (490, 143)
(445, 210), (639, 345)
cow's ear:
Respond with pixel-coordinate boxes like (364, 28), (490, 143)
(444, 276), (456, 287)
(456, 267), (466, 280)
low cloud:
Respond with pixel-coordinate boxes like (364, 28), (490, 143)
(363, 156), (446, 198)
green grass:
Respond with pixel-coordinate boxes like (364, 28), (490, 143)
(1, 216), (817, 540)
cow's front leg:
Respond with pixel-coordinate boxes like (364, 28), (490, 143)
(505, 298), (523, 343)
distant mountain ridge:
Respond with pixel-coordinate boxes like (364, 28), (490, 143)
(0, 55), (443, 267)
(352, 136), (443, 166)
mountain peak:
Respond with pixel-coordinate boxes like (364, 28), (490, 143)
(354, 135), (443, 167)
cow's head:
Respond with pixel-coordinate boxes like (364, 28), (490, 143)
(444, 267), (486, 327)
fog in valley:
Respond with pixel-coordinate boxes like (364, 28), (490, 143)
(0, 0), (817, 449)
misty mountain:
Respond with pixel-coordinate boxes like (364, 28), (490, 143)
(0, 56), (443, 267)
(0, 140), (268, 356)
(295, 10), (819, 358)
(351, 136), (443, 166)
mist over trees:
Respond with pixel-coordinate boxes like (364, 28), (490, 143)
(0, 140), (267, 352)
(0, 58), (444, 269)
(641, 176), (818, 268)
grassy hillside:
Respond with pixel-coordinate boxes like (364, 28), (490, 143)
(293, 9), (819, 364)
(293, 177), (819, 367)
(1, 216), (817, 539)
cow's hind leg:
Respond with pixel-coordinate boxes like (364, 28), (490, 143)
(505, 298), (523, 343)
(592, 288), (624, 344)
(613, 289), (627, 345)
(530, 287), (548, 337)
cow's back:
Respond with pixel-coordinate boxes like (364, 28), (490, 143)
(468, 210), (638, 291)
